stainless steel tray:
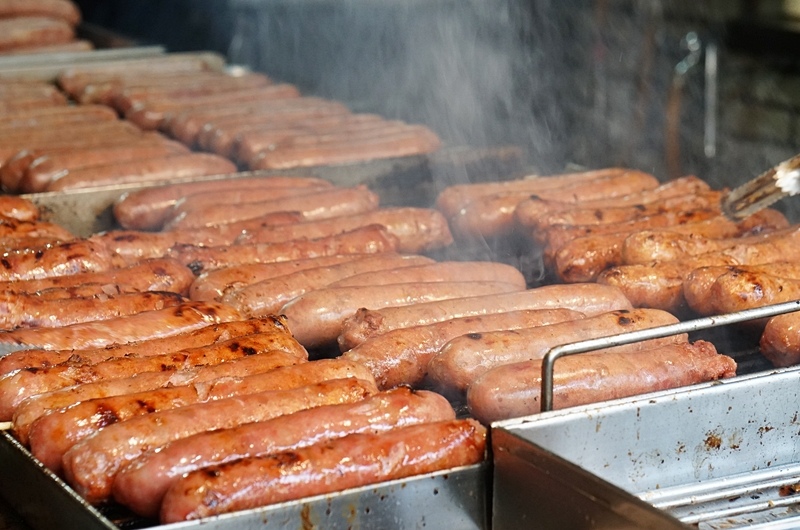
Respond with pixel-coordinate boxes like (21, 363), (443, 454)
(492, 366), (800, 530)
(0, 429), (487, 530)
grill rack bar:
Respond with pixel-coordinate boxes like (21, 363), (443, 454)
(540, 299), (800, 412)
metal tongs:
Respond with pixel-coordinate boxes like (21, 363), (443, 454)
(722, 154), (800, 220)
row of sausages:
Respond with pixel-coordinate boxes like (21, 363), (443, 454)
(0, 0), (91, 55)
(435, 167), (800, 368)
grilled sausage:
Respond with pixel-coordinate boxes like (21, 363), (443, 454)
(169, 225), (399, 275)
(92, 213), (305, 265)
(0, 315), (291, 377)
(448, 170), (660, 240)
(222, 254), (435, 317)
(427, 308), (686, 396)
(597, 227), (800, 312)
(513, 175), (712, 229)
(19, 142), (190, 193)
(63, 377), (378, 504)
(235, 207), (454, 254)
(45, 153), (238, 192)
(0, 301), (240, 351)
(467, 340), (737, 423)
(0, 218), (73, 240)
(189, 254), (372, 302)
(13, 357), (369, 446)
(338, 283), (634, 350)
(0, 239), (123, 282)
(0, 105), (116, 128)
(112, 175), (332, 231)
(282, 280), (525, 350)
(159, 419), (486, 523)
(0, 196), (39, 222)
(0, 330), (303, 420)
(247, 126), (441, 169)
(328, 261), (526, 288)
(162, 185), (380, 230)
(760, 311), (800, 367)
(0, 258), (194, 298)
(25, 356), (373, 470)
(0, 1), (81, 25)
(706, 270), (800, 315)
(0, 290), (184, 331)
(436, 167), (630, 218)
(342, 308), (583, 389)
(0, 17), (74, 52)
(113, 387), (454, 518)
(684, 262), (800, 316)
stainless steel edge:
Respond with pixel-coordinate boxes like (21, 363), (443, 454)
(0, 46), (165, 69)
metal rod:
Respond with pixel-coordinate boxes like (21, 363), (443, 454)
(540, 299), (800, 412)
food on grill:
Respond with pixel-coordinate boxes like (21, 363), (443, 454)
(0, 196), (40, 222)
(62, 377), (378, 504)
(342, 308), (583, 389)
(112, 175), (332, 230)
(168, 225), (400, 274)
(18, 142), (190, 193)
(158, 419), (486, 523)
(0, 0), (81, 25)
(281, 280), (525, 350)
(427, 308), (686, 396)
(467, 340), (737, 423)
(113, 386), (455, 518)
(0, 104), (117, 128)
(760, 311), (800, 367)
(0, 300), (240, 351)
(338, 283), (634, 350)
(0, 239), (125, 282)
(220, 253), (436, 316)
(0, 17), (75, 53)
(161, 185), (380, 230)
(0, 315), (291, 377)
(234, 206), (454, 254)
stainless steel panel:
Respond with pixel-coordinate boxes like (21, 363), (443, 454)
(493, 367), (800, 529)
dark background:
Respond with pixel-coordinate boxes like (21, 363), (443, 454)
(73, 0), (800, 217)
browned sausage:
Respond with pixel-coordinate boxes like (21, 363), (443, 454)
(159, 418), (486, 523)
(210, 113), (384, 159)
(0, 257), (194, 298)
(113, 387), (455, 518)
(13, 356), (370, 444)
(0, 105), (116, 128)
(0, 236), (66, 252)
(0, 330), (304, 420)
(0, 17), (74, 51)
(27, 355), (378, 475)
(45, 153), (238, 192)
(0, 290), (185, 331)
(705, 270), (800, 315)
(235, 207), (454, 254)
(169, 225), (399, 275)
(0, 301), (240, 351)
(162, 185), (380, 230)
(427, 308), (686, 396)
(684, 262), (800, 316)
(0, 196), (39, 222)
(19, 141), (189, 193)
(125, 85), (319, 130)
(342, 308), (584, 389)
(0, 239), (123, 282)
(0, 0), (81, 25)
(467, 340), (736, 423)
(760, 311), (800, 367)
(0, 315), (291, 377)
(63, 377), (378, 504)
(597, 227), (800, 312)
(337, 283), (634, 350)
(112, 175), (332, 231)
(248, 126), (441, 170)
(189, 254), (372, 301)
(514, 175), (711, 229)
(281, 280), (525, 350)
(0, 218), (72, 240)
(327, 260), (526, 288)
(222, 254), (436, 317)
(92, 212), (305, 265)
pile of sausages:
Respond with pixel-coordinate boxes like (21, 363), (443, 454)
(0, 192), (485, 523)
(0, 0), (90, 55)
(435, 167), (800, 369)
